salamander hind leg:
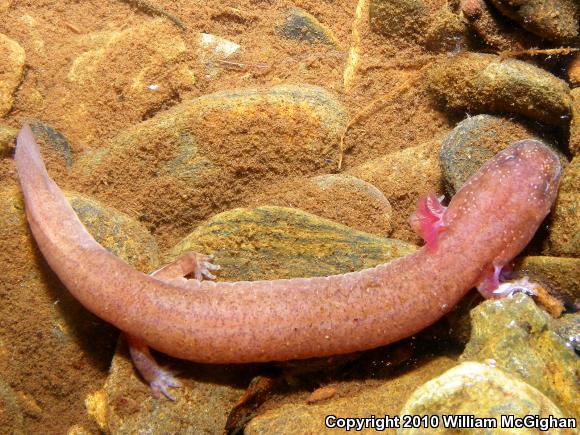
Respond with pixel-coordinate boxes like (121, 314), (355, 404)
(126, 334), (181, 400)
(408, 193), (447, 251)
(126, 251), (220, 399)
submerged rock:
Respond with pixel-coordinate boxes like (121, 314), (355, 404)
(63, 18), (196, 143)
(0, 184), (157, 435)
(78, 84), (346, 248)
(347, 140), (443, 244)
(570, 88), (580, 156)
(545, 157), (579, 257)
(369, 0), (427, 39)
(249, 174), (393, 235)
(516, 256), (580, 303)
(461, 293), (579, 417)
(29, 121), (74, 169)
(0, 124), (16, 156)
(399, 362), (568, 434)
(427, 53), (572, 125)
(489, 0), (579, 44)
(439, 114), (554, 194)
(460, 0), (542, 51)
(0, 33), (25, 117)
(166, 206), (415, 280)
(246, 357), (456, 434)
(277, 7), (341, 48)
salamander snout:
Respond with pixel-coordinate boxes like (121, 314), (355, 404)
(502, 139), (562, 206)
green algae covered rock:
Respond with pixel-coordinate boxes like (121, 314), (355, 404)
(277, 7), (341, 48)
(399, 362), (570, 434)
(461, 293), (579, 418)
(516, 256), (580, 303)
(427, 53), (572, 125)
(166, 205), (416, 281)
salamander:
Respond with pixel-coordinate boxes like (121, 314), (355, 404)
(14, 124), (561, 398)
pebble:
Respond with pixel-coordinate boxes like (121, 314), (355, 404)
(461, 293), (579, 417)
(64, 18), (196, 143)
(78, 84), (347, 247)
(545, 156), (579, 257)
(399, 362), (568, 435)
(570, 88), (580, 156)
(489, 0), (579, 44)
(439, 114), (558, 194)
(369, 0), (427, 39)
(0, 33), (25, 117)
(347, 140), (443, 244)
(249, 174), (393, 235)
(246, 357), (455, 434)
(460, 0), (542, 51)
(427, 52), (572, 125)
(277, 7), (341, 48)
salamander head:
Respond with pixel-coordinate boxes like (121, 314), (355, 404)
(495, 139), (562, 214)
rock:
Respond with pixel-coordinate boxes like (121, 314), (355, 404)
(29, 121), (74, 169)
(461, 293), (579, 417)
(552, 314), (580, 353)
(570, 88), (580, 156)
(99, 206), (417, 432)
(78, 84), (346, 248)
(399, 362), (569, 434)
(0, 123), (16, 156)
(0, 378), (25, 435)
(249, 174), (393, 235)
(427, 53), (572, 125)
(460, 0), (543, 51)
(439, 114), (559, 194)
(62, 18), (196, 143)
(246, 356), (456, 434)
(166, 206), (416, 280)
(569, 53), (580, 88)
(424, 4), (470, 53)
(489, 0), (579, 44)
(277, 7), (341, 48)
(95, 337), (256, 434)
(545, 157), (579, 257)
(369, 0), (427, 40)
(347, 140), (443, 244)
(516, 256), (580, 303)
(0, 184), (158, 434)
(0, 33), (25, 117)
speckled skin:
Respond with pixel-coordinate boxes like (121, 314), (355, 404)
(15, 124), (561, 364)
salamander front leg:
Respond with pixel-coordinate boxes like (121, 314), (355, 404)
(127, 251), (220, 400)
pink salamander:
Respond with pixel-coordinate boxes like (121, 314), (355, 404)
(14, 124), (561, 398)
